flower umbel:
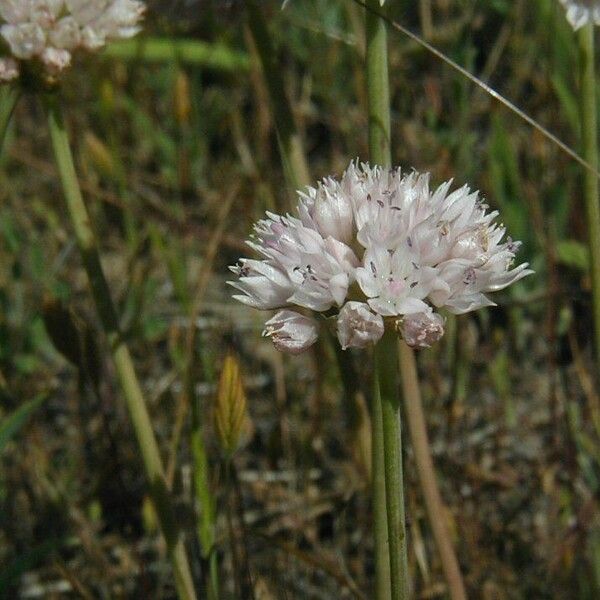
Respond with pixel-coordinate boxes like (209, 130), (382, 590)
(0, 0), (145, 80)
(230, 162), (532, 353)
(559, 0), (600, 30)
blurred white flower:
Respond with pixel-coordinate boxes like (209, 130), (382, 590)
(263, 310), (319, 354)
(230, 162), (532, 352)
(559, 0), (600, 30)
(0, 0), (145, 78)
(397, 310), (445, 349)
(337, 302), (384, 349)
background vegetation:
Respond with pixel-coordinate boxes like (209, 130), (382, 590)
(0, 0), (598, 597)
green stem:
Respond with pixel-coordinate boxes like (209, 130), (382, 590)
(578, 23), (600, 376)
(366, 0), (391, 169)
(375, 331), (409, 600)
(371, 361), (391, 599)
(244, 0), (310, 191)
(0, 86), (19, 155)
(366, 1), (407, 597)
(45, 95), (197, 600)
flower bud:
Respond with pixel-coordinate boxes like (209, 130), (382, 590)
(337, 301), (384, 350)
(263, 310), (319, 354)
(397, 310), (445, 349)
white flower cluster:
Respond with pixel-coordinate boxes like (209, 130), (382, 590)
(230, 162), (532, 354)
(0, 0), (145, 81)
(559, 0), (600, 30)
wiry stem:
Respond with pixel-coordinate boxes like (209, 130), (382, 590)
(578, 23), (600, 377)
(366, 0), (391, 169)
(375, 331), (409, 600)
(45, 95), (197, 600)
(366, 2), (408, 597)
(371, 354), (392, 600)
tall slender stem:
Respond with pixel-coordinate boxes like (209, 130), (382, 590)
(366, 0), (410, 595)
(366, 0), (391, 169)
(375, 331), (409, 600)
(578, 23), (600, 376)
(0, 86), (19, 155)
(399, 343), (467, 600)
(45, 95), (197, 600)
(371, 359), (392, 599)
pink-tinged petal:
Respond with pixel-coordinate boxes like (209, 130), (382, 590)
(394, 297), (430, 315)
(329, 272), (350, 306)
(443, 293), (496, 315)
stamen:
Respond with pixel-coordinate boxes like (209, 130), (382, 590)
(463, 267), (476, 285)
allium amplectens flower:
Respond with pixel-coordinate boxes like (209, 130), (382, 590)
(230, 162), (532, 353)
(0, 0), (145, 80)
(560, 0), (600, 30)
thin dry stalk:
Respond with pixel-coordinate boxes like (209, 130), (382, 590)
(398, 342), (467, 600)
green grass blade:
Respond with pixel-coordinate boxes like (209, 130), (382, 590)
(104, 38), (250, 71)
